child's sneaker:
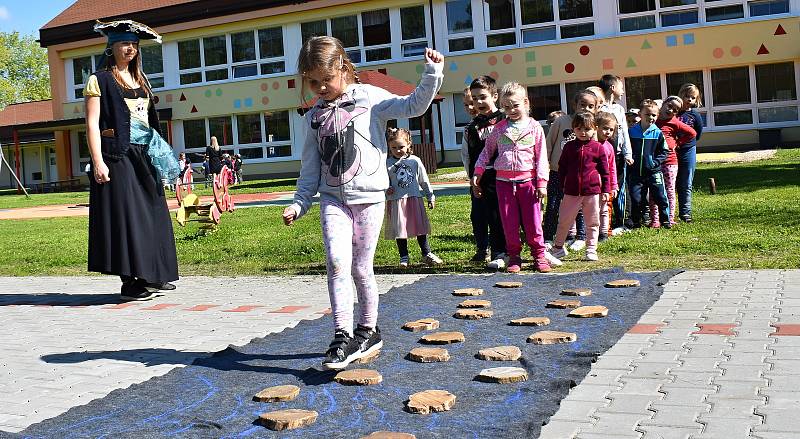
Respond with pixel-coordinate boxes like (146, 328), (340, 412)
(585, 251), (599, 262)
(353, 325), (383, 358)
(544, 241), (553, 251)
(470, 251), (490, 263)
(569, 239), (586, 252)
(544, 251), (563, 267)
(535, 260), (552, 273)
(322, 330), (360, 370)
(487, 253), (507, 270)
(662, 222), (672, 229)
(550, 246), (568, 259)
(598, 234), (608, 242)
(506, 256), (522, 273)
(423, 253), (443, 266)
(399, 256), (409, 267)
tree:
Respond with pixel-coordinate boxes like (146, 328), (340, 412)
(0, 31), (51, 109)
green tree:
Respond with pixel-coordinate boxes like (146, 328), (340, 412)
(0, 31), (51, 109)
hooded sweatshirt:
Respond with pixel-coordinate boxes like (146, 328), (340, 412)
(656, 116), (697, 166)
(558, 138), (611, 196)
(474, 118), (549, 188)
(289, 62), (443, 219)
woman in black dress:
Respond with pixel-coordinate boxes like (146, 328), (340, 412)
(206, 136), (223, 179)
(85, 20), (179, 301)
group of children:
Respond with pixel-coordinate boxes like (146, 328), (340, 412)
(282, 35), (702, 370)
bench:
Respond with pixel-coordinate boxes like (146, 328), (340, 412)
(32, 179), (83, 193)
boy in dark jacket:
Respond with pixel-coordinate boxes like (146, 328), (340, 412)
(628, 99), (671, 229)
(460, 76), (506, 269)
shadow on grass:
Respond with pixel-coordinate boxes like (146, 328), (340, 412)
(694, 163), (800, 195)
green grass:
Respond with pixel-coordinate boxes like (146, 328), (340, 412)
(0, 148), (797, 276)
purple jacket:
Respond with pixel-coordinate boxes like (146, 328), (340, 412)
(474, 118), (549, 188)
(558, 139), (611, 196)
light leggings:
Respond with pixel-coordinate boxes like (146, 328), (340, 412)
(650, 164), (678, 226)
(321, 199), (385, 333)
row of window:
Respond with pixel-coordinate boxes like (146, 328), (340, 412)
(618, 0), (789, 33)
(71, 45), (164, 98)
(181, 111), (293, 160)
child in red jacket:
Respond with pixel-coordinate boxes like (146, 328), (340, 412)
(651, 96), (697, 227)
(550, 112), (611, 262)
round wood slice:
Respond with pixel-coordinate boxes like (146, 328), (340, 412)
(405, 390), (456, 414)
(477, 346), (522, 361)
(546, 299), (581, 309)
(495, 281), (523, 288)
(452, 287), (484, 296)
(569, 305), (609, 318)
(561, 288), (592, 296)
(476, 367), (529, 383)
(334, 369), (383, 386)
(527, 330), (578, 345)
(402, 318), (440, 332)
(509, 317), (550, 326)
(361, 432), (416, 439)
(453, 309), (493, 320)
(605, 279), (641, 288)
(258, 409), (318, 431)
(354, 349), (380, 364)
(253, 384), (300, 402)
(408, 347), (450, 363)
(457, 299), (492, 309)
(419, 331), (465, 345)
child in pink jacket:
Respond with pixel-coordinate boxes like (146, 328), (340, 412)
(472, 82), (550, 273)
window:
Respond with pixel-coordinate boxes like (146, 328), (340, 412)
(705, 4), (744, 21)
(452, 93), (473, 145)
(758, 107), (798, 123)
(561, 23), (594, 38)
(401, 6), (429, 57)
(178, 37), (230, 85)
(259, 27), (286, 74)
(660, 10), (698, 26)
(711, 67), (750, 106)
(666, 71), (704, 97)
(618, 0), (655, 14)
(409, 112), (434, 144)
(620, 16), (656, 32)
(181, 112), (293, 160)
(301, 20), (327, 44)
(559, 0), (593, 20)
(76, 131), (91, 170)
(182, 119), (208, 150)
(446, 0), (474, 52)
(755, 62), (796, 103)
(749, 0), (789, 16)
(237, 113), (263, 145)
(140, 45), (164, 89)
(71, 56), (94, 98)
(565, 80), (596, 106)
(484, 0), (516, 47)
(714, 110), (753, 126)
(519, 0), (594, 45)
(625, 75), (661, 109)
(264, 111), (292, 157)
(528, 84), (562, 121)
(209, 117), (234, 145)
(618, 0), (697, 33)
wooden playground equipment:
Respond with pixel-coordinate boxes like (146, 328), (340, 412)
(175, 165), (235, 230)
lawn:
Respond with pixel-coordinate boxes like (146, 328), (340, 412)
(0, 148), (797, 276)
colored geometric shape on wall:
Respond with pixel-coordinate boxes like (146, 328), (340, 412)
(527, 67), (537, 78)
(579, 45), (590, 56)
(288, 79), (296, 89)
(449, 62), (458, 71)
(488, 55), (498, 66)
(234, 99), (242, 108)
(272, 82), (280, 90)
(774, 24), (786, 35)
(244, 98), (253, 107)
(526, 51), (536, 62)
(541, 65), (552, 76)
(757, 44), (770, 55)
(190, 105), (198, 113)
(262, 96), (270, 106)
(260, 83), (269, 91)
(712, 48), (724, 59)
(683, 33), (695, 45)
(179, 93), (187, 101)
(165, 94), (173, 103)
(564, 63), (575, 74)
(730, 46), (742, 57)
(665, 35), (678, 47)
(641, 39), (652, 49)
(626, 57), (637, 68)
(464, 75), (473, 85)
(204, 90), (212, 98)
(602, 59), (614, 70)
(215, 88), (223, 96)
(489, 71), (499, 80)
(502, 54), (513, 64)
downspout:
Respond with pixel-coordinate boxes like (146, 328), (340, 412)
(428, 0), (447, 165)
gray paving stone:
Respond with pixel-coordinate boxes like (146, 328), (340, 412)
(577, 433), (642, 439)
(762, 359), (800, 375)
(592, 356), (636, 371)
(563, 384), (620, 402)
(615, 378), (664, 396)
(645, 402), (708, 427)
(752, 408), (800, 434)
(579, 369), (629, 386)
(711, 381), (763, 400)
(639, 425), (703, 439)
(701, 398), (764, 419)
(658, 384), (716, 405)
(669, 370), (720, 387)
(628, 362), (679, 380)
(539, 419), (591, 439)
(583, 411), (652, 435)
(604, 393), (660, 413)
(549, 400), (605, 421)
(683, 344), (727, 358)
(677, 357), (722, 372)
(638, 351), (681, 363)
(691, 417), (762, 438)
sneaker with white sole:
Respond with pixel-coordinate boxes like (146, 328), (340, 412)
(585, 252), (599, 261)
(569, 239), (586, 252)
(423, 252), (443, 266)
(353, 325), (383, 358)
(399, 256), (409, 267)
(544, 251), (564, 266)
(544, 241), (553, 251)
(550, 246), (568, 259)
(322, 330), (360, 370)
(486, 253), (507, 270)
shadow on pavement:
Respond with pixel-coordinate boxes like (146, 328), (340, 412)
(0, 293), (124, 306)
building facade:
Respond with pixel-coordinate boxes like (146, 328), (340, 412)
(20, 0), (800, 184)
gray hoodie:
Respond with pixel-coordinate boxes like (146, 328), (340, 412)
(289, 62), (443, 219)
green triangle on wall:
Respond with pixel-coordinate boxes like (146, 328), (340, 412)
(641, 40), (652, 49)
(626, 57), (637, 68)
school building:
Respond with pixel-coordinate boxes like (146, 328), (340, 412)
(1, 0), (798, 188)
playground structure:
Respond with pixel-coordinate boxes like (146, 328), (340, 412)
(175, 165), (235, 229)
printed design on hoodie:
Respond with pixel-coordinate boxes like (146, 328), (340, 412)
(560, 128), (575, 151)
(390, 160), (414, 189)
(310, 91), (371, 187)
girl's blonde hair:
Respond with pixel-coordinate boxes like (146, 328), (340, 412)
(585, 86), (606, 105)
(499, 82), (529, 113)
(386, 127), (413, 156)
(297, 36), (359, 102)
(210, 136), (220, 150)
(678, 83), (703, 108)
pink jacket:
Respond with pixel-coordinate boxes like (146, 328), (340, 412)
(601, 140), (618, 191)
(474, 118), (549, 188)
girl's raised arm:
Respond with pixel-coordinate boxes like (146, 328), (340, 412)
(372, 49), (444, 120)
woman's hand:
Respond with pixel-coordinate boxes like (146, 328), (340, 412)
(282, 207), (297, 226)
(93, 161), (110, 184)
(428, 199), (435, 210)
(536, 187), (547, 200)
(425, 48), (444, 66)
(626, 158), (634, 166)
(601, 192), (610, 203)
(471, 175), (483, 198)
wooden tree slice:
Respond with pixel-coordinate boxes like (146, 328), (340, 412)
(361, 432), (416, 439)
(452, 287), (484, 296)
(408, 347), (450, 362)
(453, 309), (493, 320)
(495, 281), (523, 288)
(334, 369), (383, 386)
(561, 288), (592, 296)
(258, 409), (318, 430)
(546, 299), (581, 309)
(527, 331), (578, 345)
(605, 279), (641, 288)
(253, 384), (300, 402)
(509, 317), (550, 326)
(419, 331), (465, 345)
(405, 390), (456, 414)
(354, 349), (380, 364)
(475, 367), (529, 383)
(457, 299), (491, 309)
(477, 346), (522, 361)
(402, 318), (440, 332)
(569, 305), (609, 318)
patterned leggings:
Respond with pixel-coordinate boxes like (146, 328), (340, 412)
(321, 200), (385, 333)
(650, 164), (678, 226)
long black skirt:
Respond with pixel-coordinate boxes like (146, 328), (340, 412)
(88, 143), (179, 283)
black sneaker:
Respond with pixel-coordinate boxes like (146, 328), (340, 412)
(662, 222), (673, 229)
(146, 282), (177, 291)
(354, 325), (383, 358)
(121, 281), (155, 301)
(470, 252), (489, 263)
(680, 215), (693, 223)
(322, 330), (360, 370)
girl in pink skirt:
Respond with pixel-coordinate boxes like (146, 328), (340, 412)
(384, 127), (442, 267)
